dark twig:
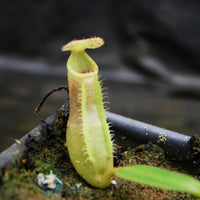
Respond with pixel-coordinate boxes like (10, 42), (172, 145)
(34, 86), (68, 116)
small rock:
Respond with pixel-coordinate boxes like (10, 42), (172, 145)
(36, 170), (63, 194)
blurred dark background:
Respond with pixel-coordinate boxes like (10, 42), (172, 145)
(0, 0), (200, 152)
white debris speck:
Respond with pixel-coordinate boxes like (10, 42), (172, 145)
(15, 139), (21, 145)
(111, 180), (117, 185)
(76, 183), (82, 189)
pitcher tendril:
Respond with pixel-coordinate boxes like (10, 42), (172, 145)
(34, 86), (68, 116)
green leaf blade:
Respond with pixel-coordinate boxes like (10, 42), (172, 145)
(115, 165), (200, 197)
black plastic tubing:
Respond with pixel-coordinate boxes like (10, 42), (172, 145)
(106, 112), (191, 160)
(0, 110), (193, 170)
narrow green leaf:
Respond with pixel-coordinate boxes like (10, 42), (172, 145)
(115, 165), (200, 197)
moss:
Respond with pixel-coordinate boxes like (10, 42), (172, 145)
(0, 111), (199, 199)
(0, 168), (45, 200)
(189, 135), (200, 174)
(33, 160), (54, 175)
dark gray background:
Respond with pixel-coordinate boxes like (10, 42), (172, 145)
(0, 0), (200, 152)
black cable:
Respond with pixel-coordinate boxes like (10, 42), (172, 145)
(106, 112), (191, 160)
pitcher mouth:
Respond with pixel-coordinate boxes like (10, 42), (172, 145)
(68, 64), (98, 79)
(67, 50), (99, 79)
